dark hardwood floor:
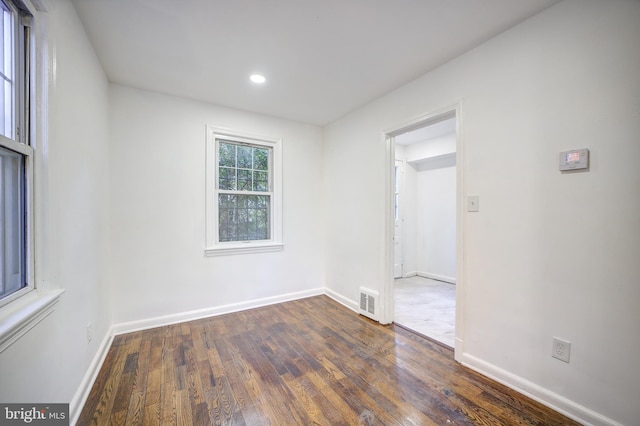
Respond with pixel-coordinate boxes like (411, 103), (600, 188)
(78, 295), (579, 425)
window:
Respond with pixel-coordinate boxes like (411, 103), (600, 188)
(205, 127), (283, 256)
(218, 141), (271, 241)
(0, 0), (63, 354)
(0, 0), (31, 307)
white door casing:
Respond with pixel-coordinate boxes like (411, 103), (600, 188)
(393, 159), (404, 278)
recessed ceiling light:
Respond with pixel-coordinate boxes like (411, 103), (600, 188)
(250, 74), (266, 84)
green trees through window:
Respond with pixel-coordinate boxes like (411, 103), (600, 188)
(217, 140), (271, 242)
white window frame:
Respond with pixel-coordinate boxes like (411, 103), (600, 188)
(0, 137), (33, 308)
(0, 0), (63, 354)
(205, 126), (283, 256)
(0, 0), (32, 308)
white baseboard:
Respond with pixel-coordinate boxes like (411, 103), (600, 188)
(69, 327), (114, 426)
(400, 271), (456, 284)
(111, 287), (325, 336)
(416, 271), (456, 284)
(459, 352), (622, 426)
(324, 288), (358, 313)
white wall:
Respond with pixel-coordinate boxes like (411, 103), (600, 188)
(398, 133), (457, 281)
(109, 85), (325, 325)
(414, 155), (456, 281)
(0, 0), (111, 417)
(324, 1), (640, 424)
(405, 134), (456, 164)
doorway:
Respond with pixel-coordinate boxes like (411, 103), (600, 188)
(382, 106), (462, 352)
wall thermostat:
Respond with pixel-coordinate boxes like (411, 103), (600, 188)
(559, 148), (589, 171)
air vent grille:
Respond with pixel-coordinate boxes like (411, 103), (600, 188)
(360, 293), (368, 311)
(358, 287), (379, 321)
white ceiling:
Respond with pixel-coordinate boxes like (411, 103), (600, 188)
(71, 0), (559, 126)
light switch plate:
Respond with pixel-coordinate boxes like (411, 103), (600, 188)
(467, 195), (479, 212)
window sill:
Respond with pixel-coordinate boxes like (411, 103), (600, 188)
(205, 242), (284, 257)
(0, 288), (65, 353)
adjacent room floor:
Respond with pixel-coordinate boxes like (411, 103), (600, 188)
(394, 276), (456, 347)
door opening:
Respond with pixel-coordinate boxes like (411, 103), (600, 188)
(381, 105), (462, 354)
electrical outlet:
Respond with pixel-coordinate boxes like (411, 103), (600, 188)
(552, 337), (570, 363)
(86, 322), (93, 343)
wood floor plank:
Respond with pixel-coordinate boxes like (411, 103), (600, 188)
(144, 368), (161, 408)
(79, 295), (581, 426)
(124, 390), (145, 425)
(176, 388), (195, 425)
(282, 374), (332, 425)
(142, 403), (160, 426)
(159, 335), (177, 425)
(77, 342), (130, 426)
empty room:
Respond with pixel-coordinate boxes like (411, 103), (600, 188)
(0, 0), (639, 425)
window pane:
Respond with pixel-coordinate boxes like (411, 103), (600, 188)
(253, 171), (268, 191)
(254, 148), (268, 170)
(237, 145), (252, 169)
(0, 6), (14, 139)
(215, 138), (273, 243)
(218, 141), (271, 193)
(0, 145), (25, 300)
(237, 169), (251, 191)
(218, 194), (270, 242)
(218, 142), (236, 168)
(218, 166), (236, 190)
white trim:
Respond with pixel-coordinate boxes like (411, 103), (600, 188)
(380, 133), (395, 324)
(459, 352), (622, 426)
(205, 242), (284, 257)
(453, 103), (465, 362)
(69, 326), (114, 426)
(0, 134), (33, 155)
(111, 287), (324, 336)
(413, 271), (456, 285)
(324, 288), (358, 313)
(402, 271), (456, 285)
(0, 288), (63, 353)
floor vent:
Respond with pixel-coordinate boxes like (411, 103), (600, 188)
(359, 287), (379, 321)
